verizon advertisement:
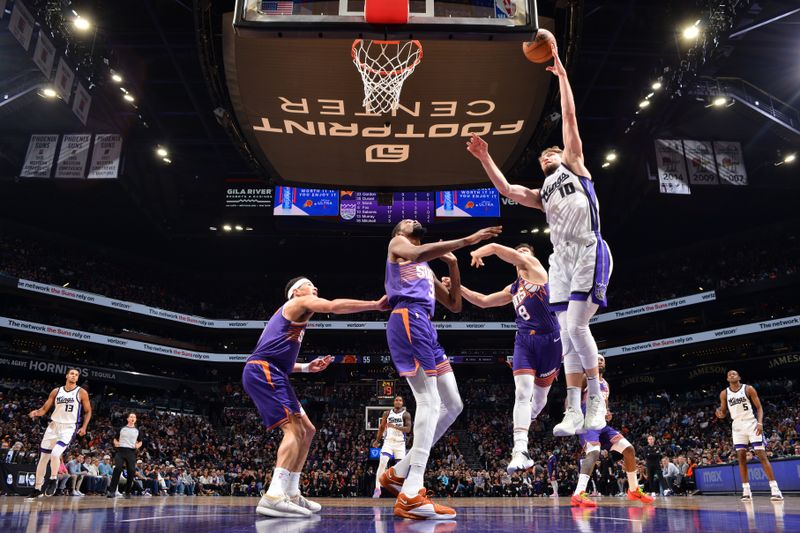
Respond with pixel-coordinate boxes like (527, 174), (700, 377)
(223, 13), (553, 188)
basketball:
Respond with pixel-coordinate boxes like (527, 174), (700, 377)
(522, 29), (555, 63)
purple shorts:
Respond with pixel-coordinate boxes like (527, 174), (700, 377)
(242, 360), (302, 430)
(579, 425), (624, 451)
(512, 329), (563, 386)
(386, 306), (451, 377)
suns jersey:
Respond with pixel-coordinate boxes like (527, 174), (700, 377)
(510, 277), (559, 334)
(51, 386), (82, 424)
(384, 408), (407, 443)
(726, 385), (757, 427)
(248, 305), (308, 374)
(540, 164), (601, 246)
(385, 260), (436, 317)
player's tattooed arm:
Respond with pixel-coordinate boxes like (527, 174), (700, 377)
(466, 134), (544, 210)
(746, 385), (765, 435)
(28, 388), (57, 419)
(715, 390), (728, 419)
(434, 252), (462, 312)
(398, 411), (413, 433)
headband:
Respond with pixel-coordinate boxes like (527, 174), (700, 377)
(287, 278), (311, 300)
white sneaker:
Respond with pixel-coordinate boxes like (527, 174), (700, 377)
(373, 487), (382, 499)
(290, 494), (322, 513)
(741, 493), (752, 502)
(256, 494), (312, 518)
(771, 492), (783, 501)
(115, 491), (123, 497)
(507, 451), (534, 475)
(583, 394), (607, 431)
(71, 490), (83, 497)
(553, 407), (585, 437)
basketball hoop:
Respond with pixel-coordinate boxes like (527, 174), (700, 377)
(352, 39), (423, 115)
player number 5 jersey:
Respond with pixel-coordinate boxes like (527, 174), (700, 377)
(727, 385), (756, 427)
(51, 386), (82, 424)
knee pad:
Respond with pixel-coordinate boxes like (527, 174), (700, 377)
(563, 351), (584, 374)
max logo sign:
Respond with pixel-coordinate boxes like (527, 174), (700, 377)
(366, 145), (409, 163)
(703, 471), (722, 483)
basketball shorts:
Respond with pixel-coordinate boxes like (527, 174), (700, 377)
(548, 236), (613, 311)
(40, 421), (77, 453)
(386, 305), (452, 378)
(579, 425), (631, 454)
(380, 440), (407, 461)
(242, 360), (304, 430)
(732, 420), (767, 450)
(512, 329), (563, 386)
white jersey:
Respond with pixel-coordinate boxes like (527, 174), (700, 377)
(726, 385), (756, 428)
(384, 408), (407, 443)
(51, 386), (82, 424)
(540, 164), (601, 246)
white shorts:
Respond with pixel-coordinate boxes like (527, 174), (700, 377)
(380, 440), (406, 461)
(40, 421), (77, 453)
(733, 420), (766, 450)
(548, 237), (613, 311)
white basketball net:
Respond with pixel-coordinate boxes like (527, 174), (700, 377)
(352, 39), (423, 115)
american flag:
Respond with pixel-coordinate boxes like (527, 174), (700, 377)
(261, 0), (294, 15)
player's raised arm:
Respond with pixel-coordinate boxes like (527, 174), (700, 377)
(746, 385), (766, 436)
(293, 355), (334, 374)
(466, 134), (543, 210)
(470, 243), (548, 282)
(546, 43), (591, 179)
(389, 226), (502, 264)
(715, 390), (728, 419)
(28, 388), (57, 419)
(461, 284), (513, 309)
(434, 253), (462, 313)
(77, 388), (92, 436)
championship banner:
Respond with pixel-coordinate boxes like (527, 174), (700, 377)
(55, 134), (92, 178)
(72, 82), (92, 125)
(713, 141), (748, 186)
(654, 139), (691, 195)
(20, 134), (58, 178)
(88, 134), (123, 178)
(32, 31), (56, 79)
(683, 140), (719, 185)
(9, 0), (35, 51)
(15, 278), (717, 330)
(54, 57), (75, 102)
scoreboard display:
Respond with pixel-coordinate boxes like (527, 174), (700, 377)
(376, 380), (396, 399)
(339, 191), (434, 225)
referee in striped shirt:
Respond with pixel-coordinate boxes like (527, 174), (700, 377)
(107, 413), (142, 498)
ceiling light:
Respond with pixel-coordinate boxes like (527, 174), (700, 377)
(73, 16), (91, 31)
(646, 92), (654, 99)
(162, 157), (172, 164)
(532, 228), (540, 234)
(520, 229), (529, 234)
(222, 224), (232, 232)
(235, 225), (244, 231)
(41, 87), (58, 98)
(602, 162), (611, 168)
(62, 282), (70, 288)
(712, 97), (727, 107)
(123, 94), (135, 102)
(785, 154), (797, 164)
(111, 73), (123, 83)
(638, 100), (650, 109)
(120, 87), (128, 94)
(209, 226), (217, 231)
(651, 82), (662, 90)
(682, 22), (700, 40)
(245, 227), (254, 231)
(156, 147), (168, 157)
(543, 228), (551, 234)
(605, 152), (617, 162)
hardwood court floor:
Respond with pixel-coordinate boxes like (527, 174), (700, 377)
(1, 494), (796, 532)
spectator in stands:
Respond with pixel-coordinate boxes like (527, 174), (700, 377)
(660, 456), (680, 496)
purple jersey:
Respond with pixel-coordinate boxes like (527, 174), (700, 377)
(510, 277), (559, 334)
(547, 454), (558, 476)
(385, 259), (436, 317)
(248, 305), (307, 375)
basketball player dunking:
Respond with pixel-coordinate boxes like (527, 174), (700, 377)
(372, 395), (412, 498)
(467, 41), (610, 436)
(243, 277), (389, 518)
(459, 242), (562, 474)
(26, 368), (92, 499)
(715, 370), (783, 501)
(571, 356), (653, 507)
(379, 219), (501, 520)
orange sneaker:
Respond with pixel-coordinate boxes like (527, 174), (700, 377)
(379, 467), (406, 497)
(570, 492), (597, 508)
(627, 486), (655, 504)
(394, 489), (457, 520)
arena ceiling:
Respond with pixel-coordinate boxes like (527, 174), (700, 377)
(0, 0), (798, 260)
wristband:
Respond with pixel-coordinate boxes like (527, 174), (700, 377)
(299, 363), (311, 373)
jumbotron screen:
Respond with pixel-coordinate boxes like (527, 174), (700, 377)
(339, 191), (434, 225)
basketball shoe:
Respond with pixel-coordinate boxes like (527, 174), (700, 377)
(553, 406), (585, 436)
(256, 494), (312, 518)
(507, 451), (534, 475)
(571, 492), (597, 508)
(394, 489), (456, 520)
(627, 486), (655, 504)
(289, 494), (322, 513)
(379, 466), (406, 497)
